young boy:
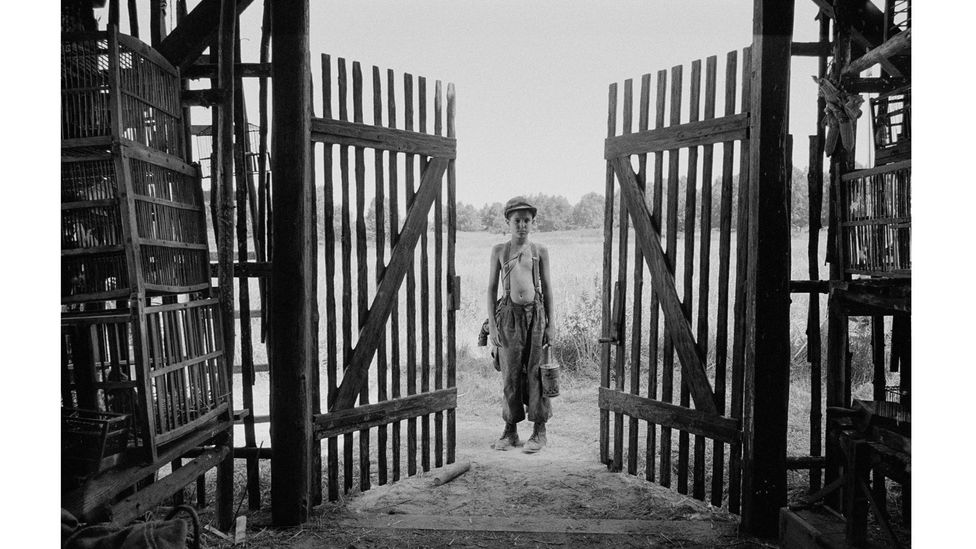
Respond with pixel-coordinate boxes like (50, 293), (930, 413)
(486, 197), (556, 453)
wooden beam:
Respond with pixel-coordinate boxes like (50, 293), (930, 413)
(789, 280), (829, 294)
(786, 455), (826, 470)
(156, 0), (254, 72)
(740, 0), (794, 539)
(62, 418), (230, 521)
(843, 28), (911, 76)
(269, 0), (313, 527)
(791, 41), (833, 57)
(598, 388), (739, 443)
(315, 388), (457, 440)
(109, 447), (229, 526)
(331, 158), (449, 411)
(183, 62), (273, 80)
(610, 158), (718, 416)
(604, 113), (748, 158)
(209, 261), (272, 278)
(182, 88), (225, 107)
(844, 77), (909, 94)
(311, 118), (457, 158)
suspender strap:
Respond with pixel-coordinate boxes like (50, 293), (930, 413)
(501, 241), (543, 296)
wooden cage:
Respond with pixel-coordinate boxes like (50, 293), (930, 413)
(839, 160), (911, 278)
(61, 28), (230, 498)
(870, 89), (910, 166)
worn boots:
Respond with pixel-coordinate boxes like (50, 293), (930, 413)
(522, 422), (547, 453)
(491, 422), (519, 450)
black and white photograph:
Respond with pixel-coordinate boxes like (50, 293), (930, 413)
(2, 0), (969, 546)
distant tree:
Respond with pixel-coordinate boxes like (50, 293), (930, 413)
(456, 202), (482, 231)
(571, 192), (606, 229)
(528, 194), (573, 232)
(481, 202), (508, 233)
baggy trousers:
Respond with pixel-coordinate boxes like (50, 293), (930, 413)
(495, 294), (552, 424)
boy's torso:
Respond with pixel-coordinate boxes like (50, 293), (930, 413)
(502, 242), (538, 305)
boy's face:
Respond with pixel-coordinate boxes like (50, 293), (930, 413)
(507, 210), (535, 237)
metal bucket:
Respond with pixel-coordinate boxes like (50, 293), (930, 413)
(540, 345), (560, 398)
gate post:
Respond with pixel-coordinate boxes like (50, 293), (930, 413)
(269, 0), (314, 527)
(740, 0), (794, 539)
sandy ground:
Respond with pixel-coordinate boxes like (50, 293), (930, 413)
(201, 396), (769, 549)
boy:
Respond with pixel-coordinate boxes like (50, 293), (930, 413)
(486, 197), (556, 453)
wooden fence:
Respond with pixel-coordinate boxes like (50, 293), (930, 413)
(599, 49), (751, 512)
(310, 55), (459, 500)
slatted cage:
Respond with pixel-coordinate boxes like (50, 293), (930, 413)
(61, 299), (230, 470)
(600, 49), (751, 512)
(870, 89), (910, 166)
(310, 54), (458, 501)
(840, 160), (911, 278)
(62, 30), (183, 156)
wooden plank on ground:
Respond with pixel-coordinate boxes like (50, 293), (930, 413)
(336, 514), (739, 538)
(600, 388), (739, 444)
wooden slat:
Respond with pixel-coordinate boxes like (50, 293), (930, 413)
(712, 49), (738, 508)
(729, 46), (752, 517)
(120, 138), (200, 177)
(839, 159), (910, 181)
(694, 55), (717, 503)
(646, 69), (667, 483)
(373, 65), (389, 487)
(310, 118), (457, 158)
(604, 113), (749, 158)
(353, 61), (371, 493)
(388, 68), (403, 480)
(315, 388), (457, 440)
(599, 388), (739, 444)
(419, 76), (431, 474)
(338, 57), (354, 495)
(446, 82), (457, 465)
(610, 160), (718, 416)
(434, 79), (445, 469)
(109, 447), (229, 526)
(599, 82), (617, 466)
(627, 73), (651, 477)
(404, 72), (418, 478)
(678, 59), (702, 497)
(331, 157), (450, 411)
(612, 78), (633, 473)
(660, 64), (679, 489)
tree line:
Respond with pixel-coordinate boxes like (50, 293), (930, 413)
(302, 166), (828, 237)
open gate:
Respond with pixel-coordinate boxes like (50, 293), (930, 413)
(599, 48), (752, 512)
(310, 55), (459, 500)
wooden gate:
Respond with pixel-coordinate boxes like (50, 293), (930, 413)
(599, 49), (752, 512)
(310, 55), (459, 501)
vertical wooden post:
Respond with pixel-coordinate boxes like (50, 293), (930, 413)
(740, 0), (794, 538)
(150, 0), (167, 46)
(599, 83), (617, 466)
(269, 0), (313, 527)
(214, 0), (237, 533)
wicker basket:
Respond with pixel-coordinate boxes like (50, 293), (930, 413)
(62, 408), (131, 475)
(840, 161), (911, 278)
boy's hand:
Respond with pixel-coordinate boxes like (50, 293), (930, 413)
(489, 327), (501, 348)
(544, 324), (556, 345)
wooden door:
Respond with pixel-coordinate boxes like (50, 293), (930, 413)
(598, 49), (752, 512)
(310, 55), (459, 500)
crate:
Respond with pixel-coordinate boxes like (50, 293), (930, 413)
(62, 29), (183, 156)
(870, 89), (910, 166)
(840, 160), (911, 278)
(62, 408), (132, 475)
(61, 151), (209, 303)
(61, 298), (229, 457)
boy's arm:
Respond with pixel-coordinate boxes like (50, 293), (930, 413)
(487, 244), (501, 346)
(540, 245), (556, 343)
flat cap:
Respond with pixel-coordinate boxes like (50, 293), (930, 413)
(504, 196), (537, 218)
